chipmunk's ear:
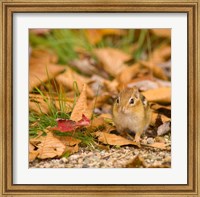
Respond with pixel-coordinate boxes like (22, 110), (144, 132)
(133, 87), (140, 99)
(140, 94), (148, 106)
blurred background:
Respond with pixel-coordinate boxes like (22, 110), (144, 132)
(29, 29), (171, 135)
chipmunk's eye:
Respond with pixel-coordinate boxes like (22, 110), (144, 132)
(129, 98), (134, 105)
(116, 97), (120, 104)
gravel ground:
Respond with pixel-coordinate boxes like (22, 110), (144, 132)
(29, 135), (171, 168)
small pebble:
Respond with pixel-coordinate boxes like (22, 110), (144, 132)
(147, 138), (154, 144)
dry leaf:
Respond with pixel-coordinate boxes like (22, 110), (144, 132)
(150, 103), (171, 111)
(127, 79), (159, 91)
(91, 116), (106, 127)
(91, 93), (111, 108)
(142, 142), (168, 150)
(29, 64), (65, 92)
(150, 112), (159, 125)
(142, 87), (171, 103)
(103, 79), (119, 94)
(58, 136), (81, 154)
(29, 99), (49, 114)
(161, 115), (171, 123)
(150, 29), (171, 38)
(29, 94), (73, 114)
(149, 45), (171, 64)
(95, 131), (139, 147)
(70, 84), (92, 121)
(117, 63), (150, 85)
(29, 143), (38, 162)
(150, 112), (170, 126)
(70, 58), (99, 76)
(85, 29), (125, 45)
(91, 113), (112, 128)
(94, 48), (130, 76)
(30, 49), (58, 65)
(140, 61), (168, 81)
(37, 132), (66, 159)
(55, 68), (94, 98)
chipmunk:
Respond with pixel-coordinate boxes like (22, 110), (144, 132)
(112, 87), (151, 143)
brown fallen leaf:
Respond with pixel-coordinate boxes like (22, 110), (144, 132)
(30, 49), (58, 65)
(70, 58), (99, 76)
(103, 79), (119, 94)
(55, 68), (94, 98)
(91, 116), (106, 127)
(37, 131), (66, 159)
(142, 142), (169, 150)
(117, 63), (151, 86)
(58, 136), (81, 154)
(29, 99), (49, 114)
(142, 87), (171, 103)
(149, 45), (171, 64)
(150, 29), (171, 38)
(29, 143), (38, 162)
(94, 48), (130, 77)
(91, 113), (113, 128)
(95, 131), (139, 147)
(140, 61), (168, 81)
(29, 93), (73, 114)
(150, 112), (170, 126)
(161, 115), (171, 123)
(85, 29), (125, 45)
(70, 84), (93, 122)
(150, 103), (171, 111)
(91, 93), (111, 108)
(127, 79), (159, 91)
(29, 64), (65, 92)
(150, 103), (171, 118)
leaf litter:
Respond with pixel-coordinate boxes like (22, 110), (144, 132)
(29, 29), (171, 168)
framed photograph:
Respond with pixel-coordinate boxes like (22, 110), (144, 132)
(0, 0), (199, 196)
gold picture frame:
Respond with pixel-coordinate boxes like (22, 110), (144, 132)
(0, 0), (199, 196)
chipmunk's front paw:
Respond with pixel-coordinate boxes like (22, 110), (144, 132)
(134, 133), (141, 143)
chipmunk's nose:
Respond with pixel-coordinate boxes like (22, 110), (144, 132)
(120, 106), (126, 113)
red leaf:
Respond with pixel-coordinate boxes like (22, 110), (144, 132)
(77, 114), (90, 126)
(51, 114), (90, 132)
(51, 119), (76, 132)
